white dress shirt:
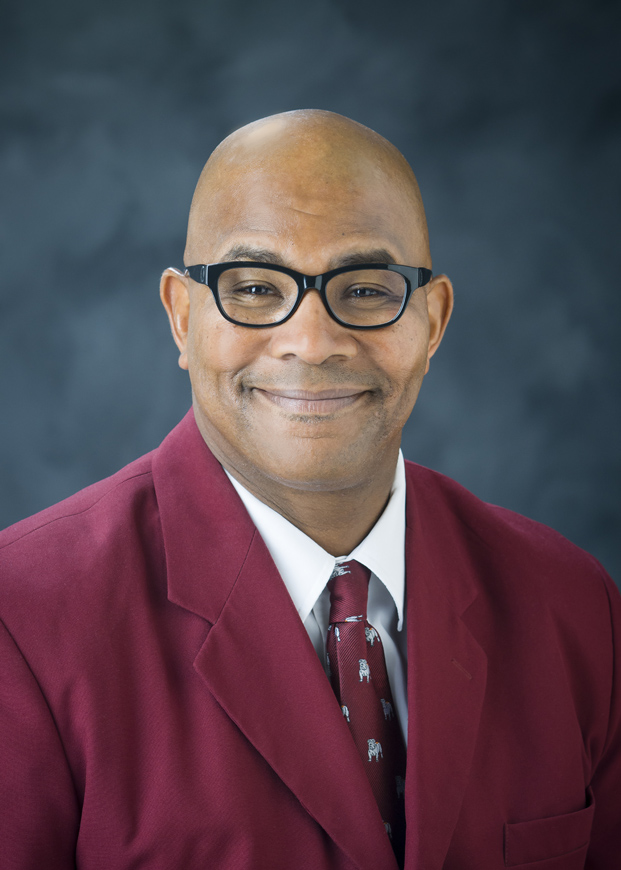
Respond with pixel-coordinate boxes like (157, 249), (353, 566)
(225, 452), (408, 743)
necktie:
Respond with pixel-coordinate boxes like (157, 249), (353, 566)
(327, 561), (406, 864)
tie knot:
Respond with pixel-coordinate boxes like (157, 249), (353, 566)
(327, 560), (370, 624)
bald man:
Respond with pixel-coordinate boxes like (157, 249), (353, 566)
(1, 111), (620, 870)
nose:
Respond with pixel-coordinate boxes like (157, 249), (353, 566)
(268, 288), (358, 365)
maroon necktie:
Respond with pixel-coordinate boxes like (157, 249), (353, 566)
(327, 560), (406, 864)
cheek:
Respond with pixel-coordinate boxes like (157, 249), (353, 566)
(187, 315), (261, 395)
(376, 321), (430, 402)
(388, 355), (428, 418)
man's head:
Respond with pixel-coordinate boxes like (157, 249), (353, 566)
(161, 110), (453, 501)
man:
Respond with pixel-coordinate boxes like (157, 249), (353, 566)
(1, 110), (619, 869)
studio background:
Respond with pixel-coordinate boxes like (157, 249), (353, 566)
(1, 0), (619, 582)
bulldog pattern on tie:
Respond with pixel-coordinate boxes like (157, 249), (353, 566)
(327, 560), (406, 866)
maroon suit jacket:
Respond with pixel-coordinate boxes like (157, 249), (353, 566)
(1, 411), (620, 869)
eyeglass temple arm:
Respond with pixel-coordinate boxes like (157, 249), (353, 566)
(185, 265), (206, 283)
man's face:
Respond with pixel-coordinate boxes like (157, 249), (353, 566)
(162, 152), (451, 497)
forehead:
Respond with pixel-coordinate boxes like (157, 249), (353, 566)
(190, 159), (427, 269)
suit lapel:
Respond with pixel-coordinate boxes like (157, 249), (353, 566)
(195, 531), (397, 870)
(403, 465), (488, 870)
(153, 413), (397, 870)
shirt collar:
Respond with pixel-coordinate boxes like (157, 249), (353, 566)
(224, 452), (406, 630)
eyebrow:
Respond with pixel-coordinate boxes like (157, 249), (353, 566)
(329, 249), (398, 268)
(220, 245), (287, 265)
(220, 245), (400, 270)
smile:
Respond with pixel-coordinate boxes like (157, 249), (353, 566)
(252, 387), (368, 415)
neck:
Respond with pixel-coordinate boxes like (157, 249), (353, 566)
(193, 404), (400, 555)
(230, 470), (396, 557)
(202, 442), (397, 559)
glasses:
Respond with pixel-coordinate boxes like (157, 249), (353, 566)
(184, 262), (433, 329)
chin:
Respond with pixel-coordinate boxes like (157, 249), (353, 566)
(267, 474), (360, 493)
(259, 449), (374, 493)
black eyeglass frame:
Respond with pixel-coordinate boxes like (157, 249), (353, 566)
(184, 261), (433, 330)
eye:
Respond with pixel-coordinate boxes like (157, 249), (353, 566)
(218, 277), (291, 311)
(348, 284), (384, 298)
(332, 279), (404, 312)
(345, 283), (398, 300)
(235, 283), (278, 296)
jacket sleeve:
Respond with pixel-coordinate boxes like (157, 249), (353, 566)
(1, 618), (79, 869)
(586, 571), (621, 867)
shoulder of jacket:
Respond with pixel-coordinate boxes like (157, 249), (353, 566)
(0, 450), (156, 554)
(403, 458), (611, 589)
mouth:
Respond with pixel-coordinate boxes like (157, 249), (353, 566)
(252, 387), (369, 415)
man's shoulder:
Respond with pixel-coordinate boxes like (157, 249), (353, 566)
(0, 412), (229, 612)
(0, 451), (156, 556)
(403, 461), (620, 669)
(0, 448), (166, 658)
(403, 459), (613, 595)
(0, 450), (162, 617)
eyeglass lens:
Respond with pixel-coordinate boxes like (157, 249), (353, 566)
(216, 267), (407, 326)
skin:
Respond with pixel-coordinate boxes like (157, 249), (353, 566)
(161, 110), (453, 555)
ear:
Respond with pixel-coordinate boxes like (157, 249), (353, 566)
(160, 268), (191, 371)
(425, 274), (454, 373)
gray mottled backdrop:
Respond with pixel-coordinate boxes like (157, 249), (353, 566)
(1, 0), (619, 581)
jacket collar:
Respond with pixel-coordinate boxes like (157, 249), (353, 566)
(403, 463), (488, 870)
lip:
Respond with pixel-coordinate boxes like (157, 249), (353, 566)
(253, 387), (368, 414)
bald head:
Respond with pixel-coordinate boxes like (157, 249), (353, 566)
(184, 110), (430, 268)
(161, 109), (453, 521)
